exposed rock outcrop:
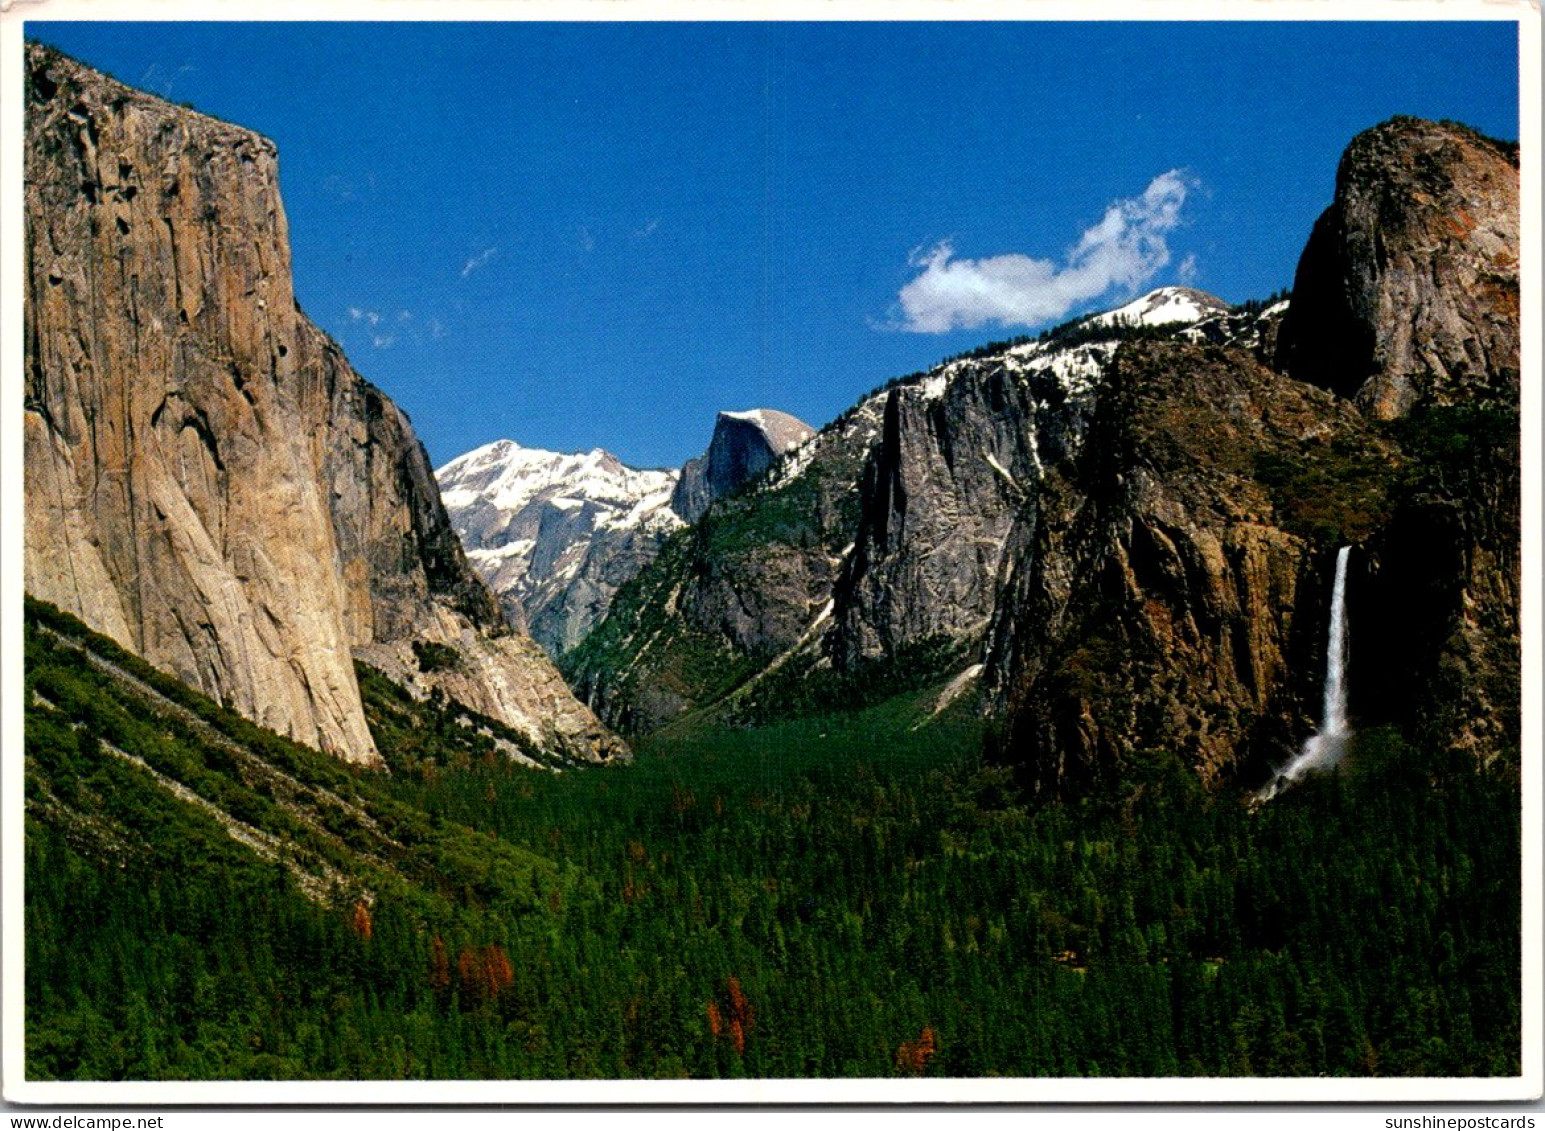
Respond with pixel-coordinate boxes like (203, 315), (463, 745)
(23, 43), (625, 767)
(437, 410), (814, 662)
(1275, 116), (1519, 419)
(985, 343), (1392, 792)
(830, 338), (1101, 667)
(670, 409), (816, 523)
(1354, 415), (1520, 764)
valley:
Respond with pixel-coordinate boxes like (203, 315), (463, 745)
(15, 34), (1526, 1087)
(23, 598), (1521, 1078)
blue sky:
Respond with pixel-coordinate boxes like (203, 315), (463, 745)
(30, 20), (1520, 469)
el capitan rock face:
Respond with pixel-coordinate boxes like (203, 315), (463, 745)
(23, 44), (624, 767)
(1275, 116), (1520, 420)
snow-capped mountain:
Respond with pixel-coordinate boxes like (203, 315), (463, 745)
(437, 441), (683, 656)
(440, 289), (1280, 661)
(440, 407), (818, 656)
(1084, 285), (1231, 329)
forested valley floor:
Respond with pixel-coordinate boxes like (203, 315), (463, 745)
(23, 600), (1520, 1080)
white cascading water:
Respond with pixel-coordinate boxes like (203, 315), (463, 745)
(1260, 545), (1352, 800)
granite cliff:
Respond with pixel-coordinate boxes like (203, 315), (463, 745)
(23, 44), (624, 767)
(1276, 117), (1519, 419)
(983, 343), (1393, 792)
(670, 409), (816, 524)
(564, 397), (878, 732)
(567, 118), (1518, 794)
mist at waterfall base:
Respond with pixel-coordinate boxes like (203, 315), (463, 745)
(1260, 546), (1354, 801)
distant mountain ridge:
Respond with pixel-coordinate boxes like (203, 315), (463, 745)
(437, 441), (683, 656)
(438, 406), (815, 656)
(440, 293), (1236, 663)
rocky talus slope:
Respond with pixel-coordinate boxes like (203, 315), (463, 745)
(23, 44), (624, 766)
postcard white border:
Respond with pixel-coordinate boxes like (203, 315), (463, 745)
(1, 0), (1540, 1108)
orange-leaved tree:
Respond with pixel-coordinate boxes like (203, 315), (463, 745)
(895, 1025), (937, 1076)
(706, 975), (755, 1056)
(458, 944), (515, 1005)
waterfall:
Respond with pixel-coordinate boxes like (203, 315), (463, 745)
(1260, 545), (1352, 799)
(1314, 544), (1352, 742)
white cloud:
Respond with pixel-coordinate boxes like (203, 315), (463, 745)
(1177, 252), (1200, 286)
(632, 218), (660, 239)
(461, 246), (499, 278)
(348, 305), (413, 348)
(579, 227), (596, 253)
(893, 170), (1196, 333)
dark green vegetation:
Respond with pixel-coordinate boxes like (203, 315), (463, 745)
(25, 598), (1519, 1079)
(562, 406), (873, 730)
(1254, 435), (1400, 546)
(409, 640), (463, 675)
(560, 530), (768, 731)
(1254, 403), (1519, 548)
(728, 636), (968, 728)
